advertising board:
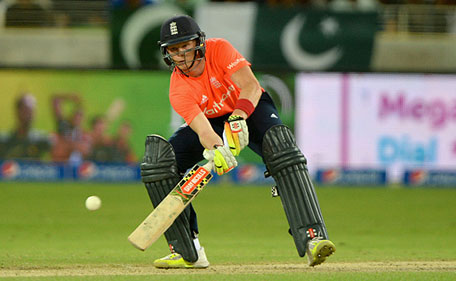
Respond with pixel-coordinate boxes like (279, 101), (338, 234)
(296, 73), (456, 182)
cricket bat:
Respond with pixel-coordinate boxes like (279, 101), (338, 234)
(128, 161), (214, 251)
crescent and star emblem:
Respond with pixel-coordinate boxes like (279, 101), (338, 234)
(120, 5), (184, 69)
(120, 8), (342, 71)
(280, 14), (343, 71)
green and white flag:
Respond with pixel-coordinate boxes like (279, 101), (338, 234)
(111, 3), (377, 71)
(111, 3), (188, 69)
(252, 8), (378, 71)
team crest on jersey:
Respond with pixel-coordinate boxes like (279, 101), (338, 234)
(170, 22), (178, 35)
(210, 77), (222, 88)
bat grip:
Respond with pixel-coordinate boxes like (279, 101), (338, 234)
(202, 161), (214, 172)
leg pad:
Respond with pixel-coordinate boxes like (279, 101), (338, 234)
(263, 125), (328, 257)
(141, 135), (198, 262)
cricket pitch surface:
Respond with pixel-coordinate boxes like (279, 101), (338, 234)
(1, 261), (455, 277)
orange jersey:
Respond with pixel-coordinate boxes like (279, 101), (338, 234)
(169, 38), (251, 125)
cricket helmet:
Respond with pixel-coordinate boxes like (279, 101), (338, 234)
(158, 15), (206, 67)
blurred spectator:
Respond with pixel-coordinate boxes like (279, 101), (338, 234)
(448, 11), (456, 33)
(111, 120), (137, 163)
(262, 0), (312, 7)
(85, 118), (138, 163)
(86, 114), (114, 163)
(0, 93), (51, 160)
(50, 93), (90, 164)
(111, 0), (157, 9)
(52, 0), (107, 27)
(356, 0), (379, 11)
(5, 0), (51, 27)
(328, 0), (356, 11)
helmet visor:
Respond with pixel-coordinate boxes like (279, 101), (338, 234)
(164, 43), (204, 73)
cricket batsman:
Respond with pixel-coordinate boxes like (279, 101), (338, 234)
(140, 15), (336, 268)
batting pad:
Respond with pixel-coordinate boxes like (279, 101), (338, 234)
(141, 135), (198, 263)
(263, 125), (328, 257)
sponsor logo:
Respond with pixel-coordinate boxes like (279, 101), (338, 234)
(0, 161), (139, 181)
(409, 170), (427, 185)
(378, 135), (437, 164)
(306, 228), (317, 238)
(200, 95), (208, 105)
(230, 121), (241, 133)
(237, 164), (258, 182)
(316, 168), (387, 185)
(203, 86), (235, 116)
(321, 169), (340, 183)
(270, 113), (278, 119)
(1, 161), (20, 179)
(78, 162), (97, 179)
(404, 169), (456, 186)
(1, 161), (61, 180)
(77, 163), (138, 181)
(378, 93), (456, 130)
(227, 58), (246, 70)
(181, 167), (209, 195)
(233, 164), (275, 184)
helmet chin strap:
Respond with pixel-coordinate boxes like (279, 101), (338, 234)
(180, 58), (196, 76)
(176, 50), (203, 76)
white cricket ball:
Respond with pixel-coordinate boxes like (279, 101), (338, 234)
(85, 195), (102, 211)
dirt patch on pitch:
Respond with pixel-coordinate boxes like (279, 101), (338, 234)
(1, 261), (455, 277)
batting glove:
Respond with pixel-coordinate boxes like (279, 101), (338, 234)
(203, 145), (238, 176)
(223, 115), (248, 156)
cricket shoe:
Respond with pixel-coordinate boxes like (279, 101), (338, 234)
(306, 237), (336, 267)
(153, 247), (210, 269)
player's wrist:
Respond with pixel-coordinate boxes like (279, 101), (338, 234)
(231, 110), (248, 120)
(234, 99), (254, 118)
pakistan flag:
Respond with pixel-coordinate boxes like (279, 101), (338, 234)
(252, 8), (378, 72)
(111, 4), (188, 69)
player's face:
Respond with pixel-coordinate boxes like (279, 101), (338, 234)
(167, 40), (198, 71)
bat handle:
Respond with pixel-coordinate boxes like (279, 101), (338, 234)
(202, 161), (214, 172)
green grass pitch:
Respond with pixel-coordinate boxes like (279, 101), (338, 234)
(0, 181), (455, 280)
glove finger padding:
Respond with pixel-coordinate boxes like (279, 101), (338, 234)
(223, 115), (248, 156)
(203, 146), (238, 176)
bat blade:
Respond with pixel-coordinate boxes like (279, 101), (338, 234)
(128, 195), (185, 250)
(128, 162), (213, 251)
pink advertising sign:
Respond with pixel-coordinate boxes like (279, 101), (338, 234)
(296, 73), (456, 182)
